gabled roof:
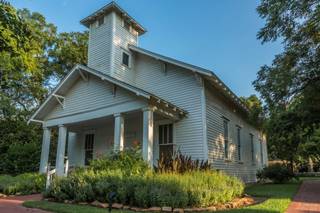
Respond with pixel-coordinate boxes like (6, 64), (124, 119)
(80, 1), (146, 35)
(128, 45), (249, 114)
(29, 64), (187, 123)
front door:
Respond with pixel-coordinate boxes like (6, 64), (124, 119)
(84, 134), (94, 165)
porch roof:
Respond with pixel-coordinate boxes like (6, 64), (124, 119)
(28, 64), (187, 124)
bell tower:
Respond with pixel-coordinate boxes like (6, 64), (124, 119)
(80, 2), (146, 80)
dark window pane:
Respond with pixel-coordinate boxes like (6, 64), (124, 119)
(250, 134), (254, 162)
(122, 52), (129, 66)
(85, 150), (93, 165)
(159, 126), (163, 145)
(124, 20), (130, 31)
(168, 124), (173, 144)
(223, 119), (229, 158)
(237, 128), (241, 161)
(159, 144), (173, 160)
(98, 16), (104, 26)
(223, 120), (228, 138)
(224, 140), (228, 158)
(260, 140), (263, 165)
(163, 125), (168, 144)
(85, 134), (94, 166)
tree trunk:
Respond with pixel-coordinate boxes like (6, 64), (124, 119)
(308, 157), (314, 173)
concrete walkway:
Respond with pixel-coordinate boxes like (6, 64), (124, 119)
(286, 180), (320, 213)
(0, 194), (50, 213)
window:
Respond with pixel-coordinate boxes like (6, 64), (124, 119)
(163, 62), (168, 75)
(159, 124), (173, 159)
(260, 139), (264, 165)
(122, 51), (130, 67)
(250, 134), (254, 164)
(237, 126), (241, 161)
(123, 19), (131, 31)
(98, 16), (104, 26)
(85, 134), (94, 165)
(223, 119), (229, 159)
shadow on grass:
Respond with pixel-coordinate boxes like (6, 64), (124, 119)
(244, 182), (300, 199)
(217, 209), (279, 213)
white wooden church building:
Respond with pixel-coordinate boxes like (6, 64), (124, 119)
(29, 2), (268, 182)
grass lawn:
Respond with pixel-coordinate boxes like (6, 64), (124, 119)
(23, 201), (133, 213)
(218, 182), (301, 213)
(23, 182), (301, 213)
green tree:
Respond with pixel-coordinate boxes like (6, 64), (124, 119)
(0, 2), (88, 174)
(254, 0), (320, 166)
(240, 95), (265, 130)
(48, 31), (88, 80)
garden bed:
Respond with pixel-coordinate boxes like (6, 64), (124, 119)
(44, 150), (245, 209)
(25, 195), (260, 212)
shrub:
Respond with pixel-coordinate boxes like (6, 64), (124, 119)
(156, 151), (212, 173)
(45, 169), (244, 208)
(0, 173), (45, 195)
(89, 149), (149, 176)
(0, 119), (42, 175)
(257, 163), (295, 183)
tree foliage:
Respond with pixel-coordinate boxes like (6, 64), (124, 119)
(254, 0), (320, 166)
(0, 2), (88, 174)
(240, 95), (265, 130)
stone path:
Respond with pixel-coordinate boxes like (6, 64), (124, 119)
(286, 180), (320, 213)
(0, 194), (50, 213)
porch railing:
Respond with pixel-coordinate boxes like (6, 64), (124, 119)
(45, 163), (56, 190)
(45, 157), (69, 190)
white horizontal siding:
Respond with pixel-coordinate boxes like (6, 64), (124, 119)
(111, 13), (137, 84)
(87, 13), (113, 74)
(205, 84), (267, 182)
(133, 54), (205, 160)
(45, 75), (142, 120)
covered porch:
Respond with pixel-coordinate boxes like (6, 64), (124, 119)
(31, 65), (187, 176)
(39, 106), (182, 176)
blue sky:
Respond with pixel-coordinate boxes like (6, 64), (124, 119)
(10, 0), (282, 97)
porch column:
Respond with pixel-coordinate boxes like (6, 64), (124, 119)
(56, 124), (67, 176)
(39, 127), (51, 173)
(142, 107), (154, 167)
(114, 113), (124, 151)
